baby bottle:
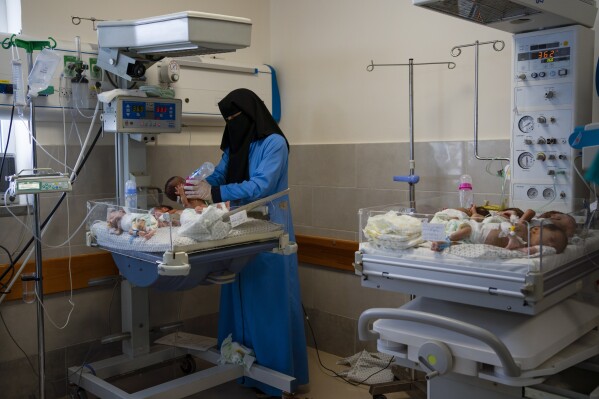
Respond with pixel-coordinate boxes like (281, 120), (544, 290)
(189, 162), (215, 181)
(125, 179), (137, 210)
(459, 174), (473, 208)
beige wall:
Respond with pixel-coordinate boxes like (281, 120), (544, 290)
(21, 0), (270, 65)
(271, 0), (599, 145)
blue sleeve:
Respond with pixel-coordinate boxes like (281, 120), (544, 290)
(206, 152), (228, 186)
(219, 135), (287, 203)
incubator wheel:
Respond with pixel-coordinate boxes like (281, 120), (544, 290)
(373, 395), (387, 399)
(179, 354), (196, 374)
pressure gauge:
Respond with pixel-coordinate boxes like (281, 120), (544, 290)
(518, 116), (534, 133)
(159, 60), (180, 83)
(527, 187), (538, 199)
(518, 152), (534, 169)
(543, 188), (555, 200)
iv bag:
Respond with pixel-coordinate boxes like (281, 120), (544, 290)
(28, 48), (61, 97)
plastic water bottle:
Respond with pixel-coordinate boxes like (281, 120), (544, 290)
(459, 174), (474, 208)
(189, 162), (215, 180)
(125, 179), (137, 210)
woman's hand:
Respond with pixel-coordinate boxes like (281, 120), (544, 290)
(184, 179), (212, 201)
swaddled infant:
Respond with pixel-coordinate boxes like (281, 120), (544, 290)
(106, 209), (159, 240)
(431, 205), (569, 254)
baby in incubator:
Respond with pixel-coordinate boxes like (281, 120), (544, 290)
(106, 209), (159, 240)
(431, 205), (569, 254)
(164, 176), (230, 214)
(165, 176), (210, 212)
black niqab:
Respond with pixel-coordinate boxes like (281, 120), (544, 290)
(218, 88), (289, 184)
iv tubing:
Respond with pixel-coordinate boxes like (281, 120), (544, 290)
(0, 126), (104, 286)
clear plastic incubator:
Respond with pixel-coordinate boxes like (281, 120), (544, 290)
(356, 194), (599, 314)
(86, 194), (295, 290)
(355, 195), (599, 398)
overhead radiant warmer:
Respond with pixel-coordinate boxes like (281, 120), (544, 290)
(412, 0), (597, 34)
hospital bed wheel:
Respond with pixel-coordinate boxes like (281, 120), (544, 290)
(179, 354), (197, 374)
(372, 395), (387, 399)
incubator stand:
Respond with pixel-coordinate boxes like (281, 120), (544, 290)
(71, 196), (297, 399)
(355, 195), (599, 398)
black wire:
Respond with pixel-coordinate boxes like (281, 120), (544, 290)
(105, 71), (118, 89)
(0, 126), (104, 286)
(107, 278), (119, 334)
(0, 244), (15, 294)
(0, 310), (38, 377)
(302, 303), (395, 387)
(0, 105), (17, 292)
(106, 71), (138, 90)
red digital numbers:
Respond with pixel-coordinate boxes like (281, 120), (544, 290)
(538, 50), (555, 59)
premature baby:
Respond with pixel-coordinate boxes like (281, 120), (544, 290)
(106, 208), (159, 240)
(165, 176), (209, 212)
(431, 205), (569, 254)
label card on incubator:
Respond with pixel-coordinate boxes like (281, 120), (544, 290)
(230, 210), (248, 227)
(421, 223), (446, 241)
(591, 201), (598, 212)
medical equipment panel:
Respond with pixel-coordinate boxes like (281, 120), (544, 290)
(8, 168), (71, 195)
(412, 0), (598, 34)
(510, 25), (593, 212)
(101, 96), (182, 134)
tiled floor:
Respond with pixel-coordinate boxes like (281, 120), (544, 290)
(69, 347), (418, 399)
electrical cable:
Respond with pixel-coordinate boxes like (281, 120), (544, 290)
(106, 71), (138, 90)
(3, 190), (99, 248)
(17, 116), (74, 173)
(107, 278), (119, 334)
(0, 104), (15, 198)
(0, 126), (104, 291)
(301, 303), (395, 387)
(67, 266), (123, 387)
(0, 244), (15, 294)
(0, 310), (39, 377)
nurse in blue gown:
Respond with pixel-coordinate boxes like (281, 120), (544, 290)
(184, 88), (309, 397)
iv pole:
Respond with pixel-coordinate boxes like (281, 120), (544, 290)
(450, 40), (509, 162)
(2, 35), (58, 399)
(367, 59), (455, 209)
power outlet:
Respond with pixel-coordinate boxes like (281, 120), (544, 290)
(59, 86), (71, 98)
